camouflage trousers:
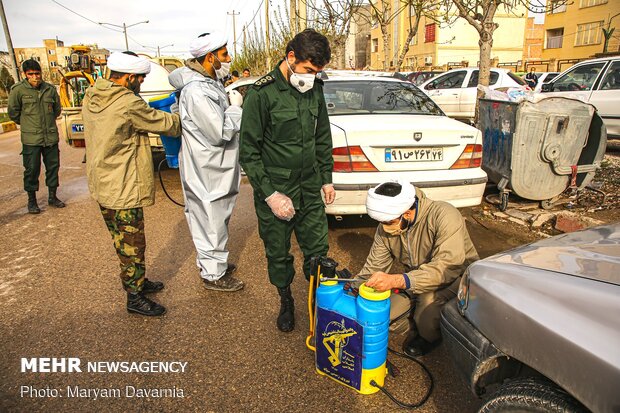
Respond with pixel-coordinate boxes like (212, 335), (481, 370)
(100, 206), (146, 293)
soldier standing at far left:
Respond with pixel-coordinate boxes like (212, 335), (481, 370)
(8, 59), (65, 214)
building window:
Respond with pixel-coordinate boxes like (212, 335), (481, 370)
(409, 33), (418, 45)
(425, 24), (436, 43)
(579, 0), (607, 8)
(50, 61), (57, 67)
(48, 49), (55, 55)
(549, 0), (567, 13)
(575, 21), (604, 46)
(546, 28), (564, 49)
(371, 38), (379, 53)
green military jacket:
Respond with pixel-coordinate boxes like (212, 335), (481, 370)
(239, 62), (333, 208)
(8, 79), (62, 146)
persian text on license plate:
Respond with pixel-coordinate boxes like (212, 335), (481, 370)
(385, 147), (443, 162)
(71, 124), (85, 133)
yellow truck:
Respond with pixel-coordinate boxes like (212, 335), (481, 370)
(60, 49), (182, 150)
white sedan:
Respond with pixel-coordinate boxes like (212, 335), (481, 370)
(419, 68), (527, 120)
(322, 76), (487, 215)
(228, 74), (487, 215)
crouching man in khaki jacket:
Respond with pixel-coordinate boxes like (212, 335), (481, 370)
(83, 52), (181, 316)
(360, 180), (479, 356)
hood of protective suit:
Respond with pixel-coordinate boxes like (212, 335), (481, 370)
(84, 77), (132, 114)
(168, 58), (217, 91)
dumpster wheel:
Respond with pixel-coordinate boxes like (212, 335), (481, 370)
(485, 192), (510, 212)
(500, 193), (509, 211)
(540, 199), (554, 210)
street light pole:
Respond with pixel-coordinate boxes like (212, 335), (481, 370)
(99, 20), (150, 51)
(0, 0), (20, 81)
(156, 44), (173, 57)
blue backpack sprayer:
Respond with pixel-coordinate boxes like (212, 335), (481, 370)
(306, 256), (434, 408)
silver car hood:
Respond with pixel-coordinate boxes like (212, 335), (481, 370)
(485, 223), (620, 286)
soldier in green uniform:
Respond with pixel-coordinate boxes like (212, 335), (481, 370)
(8, 59), (65, 214)
(239, 29), (335, 332)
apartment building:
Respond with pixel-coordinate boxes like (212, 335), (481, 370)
(542, 0), (620, 65)
(369, 4), (528, 71)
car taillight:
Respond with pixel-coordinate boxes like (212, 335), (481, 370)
(333, 146), (378, 172)
(450, 144), (482, 169)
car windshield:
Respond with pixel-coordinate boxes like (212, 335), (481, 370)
(323, 80), (444, 116)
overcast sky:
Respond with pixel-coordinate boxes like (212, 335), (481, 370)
(1, 0), (546, 57)
(0, 0), (281, 57)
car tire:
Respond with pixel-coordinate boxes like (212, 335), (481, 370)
(478, 378), (587, 413)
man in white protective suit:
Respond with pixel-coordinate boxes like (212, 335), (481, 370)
(168, 31), (244, 292)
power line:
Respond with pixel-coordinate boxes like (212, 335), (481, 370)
(51, 0), (122, 32)
(238, 0), (265, 42)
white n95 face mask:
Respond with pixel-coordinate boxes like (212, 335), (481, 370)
(286, 59), (315, 93)
(214, 56), (230, 80)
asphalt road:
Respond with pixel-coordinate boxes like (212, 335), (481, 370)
(0, 130), (536, 413)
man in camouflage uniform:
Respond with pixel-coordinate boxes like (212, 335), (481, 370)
(8, 59), (65, 214)
(100, 208), (147, 293)
(83, 52), (181, 316)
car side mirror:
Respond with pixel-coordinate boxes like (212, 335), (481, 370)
(426, 83), (435, 90)
(541, 83), (552, 92)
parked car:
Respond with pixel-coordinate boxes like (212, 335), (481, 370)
(540, 56), (620, 143)
(227, 74), (488, 215)
(441, 223), (620, 413)
(224, 76), (260, 98)
(531, 71), (560, 92)
(407, 70), (445, 86)
(419, 68), (528, 120)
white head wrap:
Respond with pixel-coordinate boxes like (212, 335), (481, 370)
(189, 31), (228, 58)
(107, 52), (151, 74)
(366, 180), (417, 222)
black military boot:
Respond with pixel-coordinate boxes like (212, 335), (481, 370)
(277, 286), (295, 332)
(142, 278), (164, 294)
(48, 187), (65, 208)
(27, 191), (41, 214)
(127, 292), (166, 316)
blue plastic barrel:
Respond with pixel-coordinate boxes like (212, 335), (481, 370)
(148, 93), (180, 168)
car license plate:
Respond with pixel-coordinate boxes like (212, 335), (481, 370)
(385, 147), (443, 162)
(71, 124), (84, 133)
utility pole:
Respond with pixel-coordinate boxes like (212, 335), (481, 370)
(243, 25), (247, 52)
(228, 10), (240, 56)
(266, 0), (271, 69)
(290, 0), (297, 33)
(99, 20), (149, 51)
(299, 0), (307, 30)
(0, 0), (20, 82)
(156, 44), (173, 57)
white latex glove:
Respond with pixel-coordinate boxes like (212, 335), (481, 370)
(322, 184), (335, 205)
(265, 191), (295, 221)
(228, 90), (243, 107)
(169, 102), (179, 114)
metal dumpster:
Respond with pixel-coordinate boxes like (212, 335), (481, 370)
(479, 97), (607, 210)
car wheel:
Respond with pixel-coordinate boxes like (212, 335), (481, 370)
(478, 378), (587, 413)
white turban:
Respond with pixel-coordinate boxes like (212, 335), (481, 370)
(107, 52), (151, 74)
(189, 31), (228, 58)
(366, 180), (417, 222)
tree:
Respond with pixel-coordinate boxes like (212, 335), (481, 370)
(304, 0), (367, 69)
(366, 0), (409, 70)
(444, 0), (566, 123)
(394, 0), (444, 72)
(0, 66), (15, 94)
